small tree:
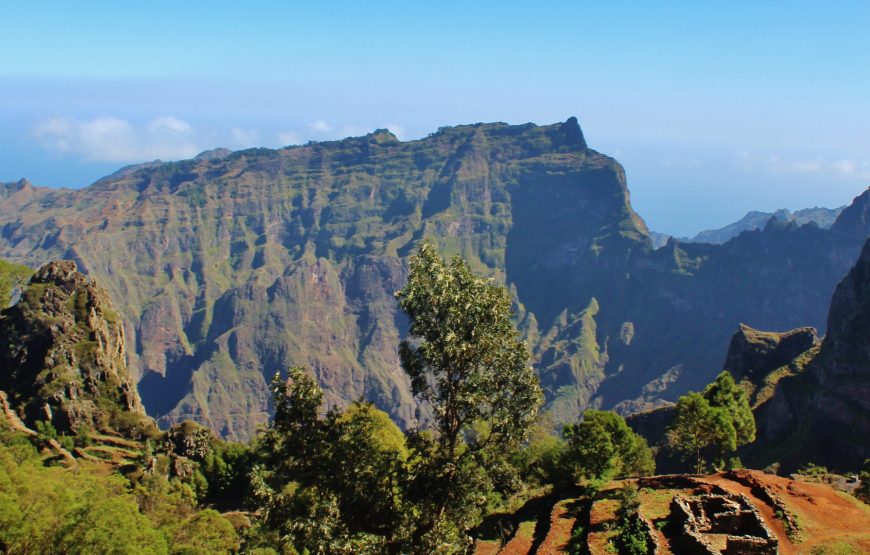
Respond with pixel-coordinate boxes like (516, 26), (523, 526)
(396, 242), (543, 547)
(612, 482), (651, 555)
(561, 410), (655, 483)
(667, 371), (754, 473)
(703, 371), (755, 447)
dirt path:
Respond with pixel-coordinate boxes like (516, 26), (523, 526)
(649, 524), (672, 554)
(534, 499), (577, 554)
(0, 390), (36, 436)
(498, 533), (533, 555)
(737, 472), (870, 552)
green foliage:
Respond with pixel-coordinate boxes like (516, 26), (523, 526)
(0, 433), (168, 554)
(856, 459), (870, 504)
(703, 371), (756, 445)
(201, 440), (254, 507)
(512, 421), (566, 485)
(561, 410), (655, 483)
(798, 462), (829, 478)
(0, 258), (32, 307)
(611, 483), (651, 555)
(170, 509), (241, 554)
(253, 369), (412, 553)
(34, 419), (58, 440)
(396, 242), (543, 547)
(667, 371), (755, 472)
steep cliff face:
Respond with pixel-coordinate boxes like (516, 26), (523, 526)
(0, 119), (868, 440)
(0, 261), (148, 435)
(717, 241), (870, 472)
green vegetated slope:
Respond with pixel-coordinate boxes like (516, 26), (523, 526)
(630, 237), (870, 473)
(0, 258), (32, 307)
(1, 118), (869, 440)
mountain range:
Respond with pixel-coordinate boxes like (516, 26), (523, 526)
(1, 117), (868, 440)
(649, 206), (845, 247)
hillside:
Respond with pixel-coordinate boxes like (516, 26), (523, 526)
(1, 118), (869, 439)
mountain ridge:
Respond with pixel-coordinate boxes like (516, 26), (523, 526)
(1, 118), (868, 440)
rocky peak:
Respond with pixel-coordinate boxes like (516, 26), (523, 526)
(0, 260), (148, 435)
(723, 323), (819, 383)
(30, 260), (89, 293)
(559, 116), (587, 148)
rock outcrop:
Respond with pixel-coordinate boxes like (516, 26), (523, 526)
(0, 261), (148, 435)
(723, 324), (819, 385)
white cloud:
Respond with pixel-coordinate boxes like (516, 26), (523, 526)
(735, 151), (870, 180)
(791, 160), (822, 173)
(308, 120), (332, 133)
(34, 117), (75, 153)
(147, 116), (192, 134)
(33, 115), (202, 162)
(833, 159), (857, 176)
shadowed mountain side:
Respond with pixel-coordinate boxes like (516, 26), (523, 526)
(1, 118), (869, 440)
(629, 239), (870, 473)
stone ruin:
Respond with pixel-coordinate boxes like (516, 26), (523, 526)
(669, 492), (778, 555)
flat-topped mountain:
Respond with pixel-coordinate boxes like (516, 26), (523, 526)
(1, 117), (868, 440)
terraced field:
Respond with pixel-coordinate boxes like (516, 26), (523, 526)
(474, 471), (869, 554)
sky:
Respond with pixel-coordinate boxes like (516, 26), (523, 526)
(1, 1), (868, 236)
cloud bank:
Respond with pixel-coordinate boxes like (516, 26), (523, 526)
(34, 116), (203, 163)
(32, 116), (412, 163)
(735, 150), (870, 181)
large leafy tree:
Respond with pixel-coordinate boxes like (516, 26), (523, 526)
(253, 368), (411, 554)
(561, 410), (655, 483)
(396, 242), (543, 547)
(667, 371), (755, 472)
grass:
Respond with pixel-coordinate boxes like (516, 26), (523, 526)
(637, 487), (680, 521)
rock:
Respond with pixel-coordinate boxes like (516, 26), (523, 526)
(0, 260), (150, 436)
(723, 324), (819, 383)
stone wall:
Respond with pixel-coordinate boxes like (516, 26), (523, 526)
(669, 493), (777, 555)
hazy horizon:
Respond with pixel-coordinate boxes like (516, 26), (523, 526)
(2, 1), (868, 236)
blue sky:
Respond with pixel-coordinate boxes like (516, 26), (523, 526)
(1, 1), (868, 236)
